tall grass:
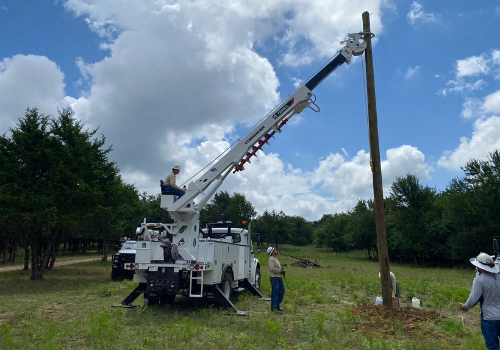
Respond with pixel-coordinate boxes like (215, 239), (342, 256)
(0, 245), (484, 349)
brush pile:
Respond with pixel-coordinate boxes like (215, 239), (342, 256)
(281, 252), (323, 268)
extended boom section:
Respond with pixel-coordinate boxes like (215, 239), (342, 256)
(167, 33), (366, 215)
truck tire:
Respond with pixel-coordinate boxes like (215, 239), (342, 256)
(145, 293), (159, 305)
(254, 267), (261, 291)
(221, 272), (233, 301)
(159, 294), (176, 305)
(111, 269), (118, 281)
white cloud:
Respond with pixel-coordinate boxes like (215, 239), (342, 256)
(275, 0), (385, 63)
(439, 79), (485, 96)
(404, 66), (419, 80)
(206, 144), (432, 220)
(407, 2), (439, 25)
(482, 90), (500, 114)
(438, 116), (500, 170)
(490, 50), (500, 65)
(0, 54), (69, 131)
(382, 145), (432, 184)
(456, 55), (490, 78)
(62, 1), (284, 177)
(290, 76), (304, 88)
(278, 52), (314, 68)
(452, 89), (500, 120)
(440, 51), (500, 117)
(53, 0), (390, 192)
(304, 145), (432, 217)
(461, 98), (483, 119)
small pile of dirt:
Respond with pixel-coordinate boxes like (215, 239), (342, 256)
(351, 304), (444, 338)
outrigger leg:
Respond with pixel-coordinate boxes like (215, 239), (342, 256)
(214, 285), (247, 316)
(244, 279), (271, 301)
(120, 283), (146, 307)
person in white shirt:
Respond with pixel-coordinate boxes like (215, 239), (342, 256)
(461, 252), (500, 350)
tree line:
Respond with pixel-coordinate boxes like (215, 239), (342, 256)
(202, 152), (500, 266)
(2, 108), (499, 278)
(314, 151), (500, 265)
(0, 108), (161, 279)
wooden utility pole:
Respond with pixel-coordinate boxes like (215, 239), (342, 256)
(362, 11), (393, 307)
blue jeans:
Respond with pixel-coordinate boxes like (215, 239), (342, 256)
(482, 319), (500, 350)
(270, 277), (285, 310)
(164, 186), (185, 198)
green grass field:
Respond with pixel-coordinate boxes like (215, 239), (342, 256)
(0, 246), (486, 349)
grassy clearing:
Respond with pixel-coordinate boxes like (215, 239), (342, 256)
(0, 245), (484, 349)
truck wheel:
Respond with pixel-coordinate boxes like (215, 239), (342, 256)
(111, 269), (118, 281)
(159, 294), (176, 305)
(221, 272), (233, 301)
(254, 267), (261, 291)
(145, 293), (159, 305)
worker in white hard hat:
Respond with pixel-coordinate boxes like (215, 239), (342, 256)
(460, 252), (500, 350)
(267, 246), (285, 312)
(164, 164), (185, 198)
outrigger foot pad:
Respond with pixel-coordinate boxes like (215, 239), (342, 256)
(224, 311), (248, 316)
(112, 303), (137, 308)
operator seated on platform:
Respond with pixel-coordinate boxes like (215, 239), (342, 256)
(164, 164), (185, 198)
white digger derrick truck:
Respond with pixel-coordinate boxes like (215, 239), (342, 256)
(120, 32), (368, 313)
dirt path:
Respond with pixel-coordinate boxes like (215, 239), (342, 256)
(0, 258), (102, 272)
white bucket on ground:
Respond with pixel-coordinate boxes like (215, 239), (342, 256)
(375, 296), (383, 305)
(412, 297), (421, 308)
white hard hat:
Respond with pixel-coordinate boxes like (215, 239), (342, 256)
(267, 247), (275, 256)
(470, 253), (499, 273)
(172, 164), (181, 170)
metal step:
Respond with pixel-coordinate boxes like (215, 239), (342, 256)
(189, 270), (203, 297)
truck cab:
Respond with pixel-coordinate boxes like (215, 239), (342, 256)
(111, 240), (137, 280)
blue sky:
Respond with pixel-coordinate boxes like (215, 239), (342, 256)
(1, 0), (499, 220)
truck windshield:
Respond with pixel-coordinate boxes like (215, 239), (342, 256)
(122, 242), (137, 250)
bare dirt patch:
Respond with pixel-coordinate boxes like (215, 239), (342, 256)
(36, 303), (67, 320)
(0, 311), (16, 325)
(351, 304), (444, 338)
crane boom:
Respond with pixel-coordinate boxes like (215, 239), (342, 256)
(167, 33), (367, 214)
